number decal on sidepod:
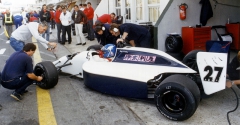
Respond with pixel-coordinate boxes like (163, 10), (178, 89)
(203, 66), (223, 82)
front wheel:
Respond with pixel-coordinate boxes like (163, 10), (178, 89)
(154, 74), (200, 121)
(34, 61), (58, 89)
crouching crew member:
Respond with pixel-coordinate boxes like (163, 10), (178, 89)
(0, 43), (43, 101)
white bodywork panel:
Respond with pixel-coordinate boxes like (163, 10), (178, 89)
(197, 52), (227, 95)
(82, 47), (196, 83)
(83, 61), (196, 83)
(53, 51), (90, 78)
(53, 47), (197, 81)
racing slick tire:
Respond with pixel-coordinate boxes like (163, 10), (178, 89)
(34, 61), (58, 89)
(154, 74), (200, 121)
(86, 45), (103, 51)
(166, 51), (184, 61)
(165, 35), (183, 53)
(182, 50), (204, 72)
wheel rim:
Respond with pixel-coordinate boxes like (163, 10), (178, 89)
(34, 67), (47, 87)
(166, 38), (176, 50)
(162, 90), (186, 113)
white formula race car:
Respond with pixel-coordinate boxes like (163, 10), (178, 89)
(49, 43), (228, 121)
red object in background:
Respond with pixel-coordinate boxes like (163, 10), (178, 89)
(29, 16), (38, 22)
(179, 3), (188, 20)
(226, 24), (240, 50)
(182, 27), (211, 54)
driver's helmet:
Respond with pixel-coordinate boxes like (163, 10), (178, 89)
(101, 44), (117, 58)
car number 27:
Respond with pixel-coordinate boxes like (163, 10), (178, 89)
(204, 66), (223, 82)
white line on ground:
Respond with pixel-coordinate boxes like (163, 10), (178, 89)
(0, 32), (4, 35)
(0, 48), (6, 54)
(0, 38), (7, 41)
(6, 40), (9, 43)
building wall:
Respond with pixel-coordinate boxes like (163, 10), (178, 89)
(94, 0), (109, 22)
(157, 0), (240, 51)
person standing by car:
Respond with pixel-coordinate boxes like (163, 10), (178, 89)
(50, 8), (55, 29)
(109, 23), (151, 48)
(0, 43), (43, 101)
(3, 9), (14, 40)
(71, 5), (87, 46)
(85, 2), (95, 41)
(94, 23), (119, 45)
(9, 21), (57, 51)
(39, 4), (51, 41)
(59, 6), (72, 45)
(55, 5), (62, 43)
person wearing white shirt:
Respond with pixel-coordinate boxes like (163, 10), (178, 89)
(21, 9), (27, 24)
(79, 4), (85, 11)
(59, 6), (72, 45)
(10, 21), (57, 51)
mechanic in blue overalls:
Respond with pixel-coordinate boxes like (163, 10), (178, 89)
(109, 23), (151, 48)
(13, 13), (23, 29)
(94, 22), (119, 46)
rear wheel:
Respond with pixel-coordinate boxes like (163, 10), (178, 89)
(34, 61), (58, 89)
(182, 50), (204, 72)
(154, 74), (200, 121)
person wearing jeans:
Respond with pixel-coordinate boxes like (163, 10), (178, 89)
(72, 5), (87, 45)
(0, 43), (43, 101)
(9, 21), (57, 51)
(39, 4), (51, 41)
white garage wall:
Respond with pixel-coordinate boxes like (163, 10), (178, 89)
(157, 0), (240, 51)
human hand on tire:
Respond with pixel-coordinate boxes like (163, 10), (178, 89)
(37, 76), (43, 82)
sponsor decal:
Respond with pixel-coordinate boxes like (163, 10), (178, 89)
(123, 54), (156, 63)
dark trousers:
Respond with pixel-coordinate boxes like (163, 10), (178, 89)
(1, 75), (33, 94)
(51, 20), (55, 29)
(6, 25), (13, 37)
(87, 20), (94, 40)
(56, 23), (62, 43)
(62, 25), (71, 43)
(71, 23), (76, 35)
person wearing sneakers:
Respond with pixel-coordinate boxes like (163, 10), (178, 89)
(71, 5), (87, 45)
(59, 6), (72, 45)
(0, 43), (43, 101)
